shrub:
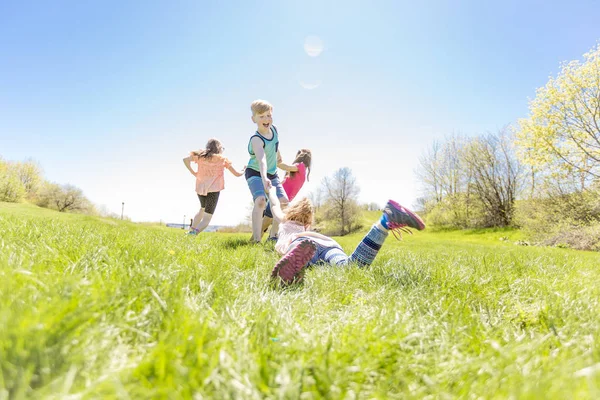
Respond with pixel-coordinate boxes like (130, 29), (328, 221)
(0, 159), (26, 202)
(35, 182), (93, 213)
(515, 189), (600, 251)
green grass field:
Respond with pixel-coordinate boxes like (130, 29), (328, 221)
(1, 202), (599, 399)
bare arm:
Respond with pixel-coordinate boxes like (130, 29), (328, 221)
(226, 164), (246, 177)
(276, 151), (299, 172)
(277, 163), (298, 171)
(182, 156), (196, 177)
(267, 187), (285, 223)
(250, 137), (272, 191)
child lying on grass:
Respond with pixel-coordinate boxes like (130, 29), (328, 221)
(266, 189), (426, 285)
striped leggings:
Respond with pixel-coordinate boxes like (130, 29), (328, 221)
(302, 224), (389, 267)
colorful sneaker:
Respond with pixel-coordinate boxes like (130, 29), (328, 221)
(383, 200), (426, 239)
(271, 239), (317, 285)
(266, 236), (278, 243)
(187, 228), (200, 235)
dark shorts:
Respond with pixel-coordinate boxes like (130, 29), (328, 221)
(197, 191), (220, 214)
(264, 202), (274, 218)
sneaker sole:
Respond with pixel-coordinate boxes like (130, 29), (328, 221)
(388, 200), (426, 230)
(271, 240), (317, 285)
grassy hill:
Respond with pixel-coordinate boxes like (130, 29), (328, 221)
(1, 202), (599, 398)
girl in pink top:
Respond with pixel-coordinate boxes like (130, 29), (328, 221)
(183, 138), (245, 234)
(263, 149), (312, 237)
(282, 149), (312, 200)
(266, 192), (425, 286)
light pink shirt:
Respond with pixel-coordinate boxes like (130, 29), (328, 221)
(193, 154), (232, 196)
(275, 220), (341, 255)
(282, 162), (306, 201)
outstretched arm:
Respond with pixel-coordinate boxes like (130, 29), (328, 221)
(182, 156), (196, 177)
(267, 187), (285, 223)
(276, 151), (299, 172)
(226, 164), (246, 177)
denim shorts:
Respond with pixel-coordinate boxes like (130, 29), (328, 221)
(246, 174), (287, 202)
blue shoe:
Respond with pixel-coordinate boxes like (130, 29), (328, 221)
(187, 228), (200, 235)
(267, 236), (278, 242)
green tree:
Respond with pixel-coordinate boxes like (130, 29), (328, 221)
(15, 159), (43, 198)
(463, 129), (524, 227)
(36, 182), (92, 213)
(517, 43), (600, 189)
(0, 157), (26, 202)
(416, 135), (478, 227)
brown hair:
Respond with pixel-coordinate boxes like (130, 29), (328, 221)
(287, 149), (312, 181)
(282, 198), (314, 227)
(250, 99), (273, 116)
(191, 138), (224, 159)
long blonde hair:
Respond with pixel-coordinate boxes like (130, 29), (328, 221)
(191, 138), (224, 159)
(283, 198), (314, 227)
(287, 149), (312, 181)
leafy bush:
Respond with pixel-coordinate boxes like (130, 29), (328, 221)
(35, 182), (93, 213)
(515, 189), (600, 251)
(543, 224), (600, 251)
(315, 199), (363, 236)
(15, 159), (43, 199)
(0, 158), (26, 202)
(424, 194), (487, 229)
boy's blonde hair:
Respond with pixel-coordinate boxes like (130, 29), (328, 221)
(251, 99), (273, 116)
(283, 198), (314, 227)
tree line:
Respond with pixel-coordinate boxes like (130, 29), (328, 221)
(5, 43), (599, 247)
(0, 157), (104, 215)
(416, 43), (600, 250)
(416, 129), (523, 228)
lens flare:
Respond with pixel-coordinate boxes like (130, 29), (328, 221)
(297, 61), (323, 90)
(299, 81), (321, 90)
(304, 35), (324, 57)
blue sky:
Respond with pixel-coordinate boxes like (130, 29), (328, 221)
(1, 0), (599, 225)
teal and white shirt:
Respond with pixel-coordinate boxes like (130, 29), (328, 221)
(247, 125), (279, 175)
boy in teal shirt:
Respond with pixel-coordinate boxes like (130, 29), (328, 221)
(245, 99), (295, 242)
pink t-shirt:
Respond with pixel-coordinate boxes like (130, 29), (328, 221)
(193, 154), (232, 196)
(282, 162), (306, 201)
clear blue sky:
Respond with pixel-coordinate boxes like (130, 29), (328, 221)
(1, 0), (599, 225)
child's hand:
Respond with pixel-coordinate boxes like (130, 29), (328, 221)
(263, 178), (272, 191)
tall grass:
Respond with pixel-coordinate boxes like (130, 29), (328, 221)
(1, 202), (599, 398)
